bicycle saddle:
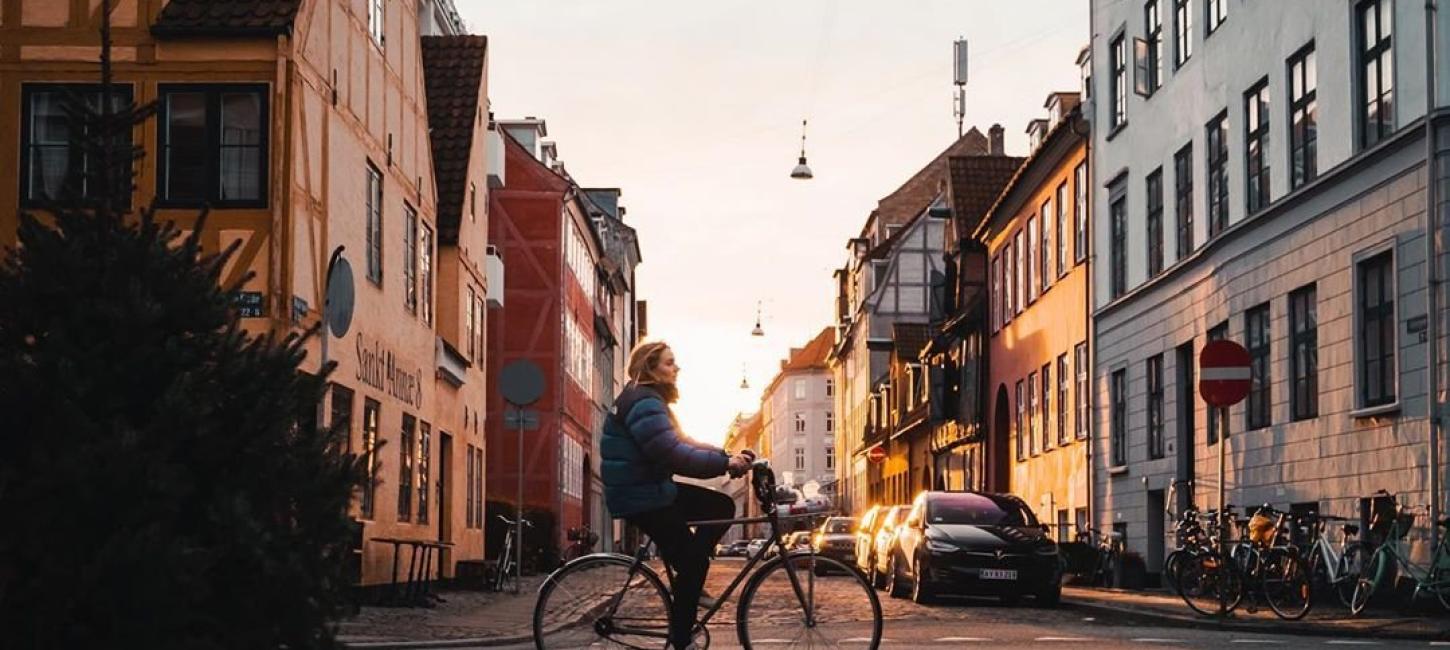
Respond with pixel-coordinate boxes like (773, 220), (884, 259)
(1341, 524), (1360, 536)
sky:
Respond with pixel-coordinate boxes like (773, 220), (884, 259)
(457, 0), (1090, 444)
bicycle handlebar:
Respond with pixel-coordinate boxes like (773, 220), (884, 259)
(497, 514), (535, 527)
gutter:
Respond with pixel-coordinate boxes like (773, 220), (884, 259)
(1078, 0), (1097, 533)
(1425, 0), (1442, 552)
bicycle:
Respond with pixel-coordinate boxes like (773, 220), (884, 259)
(1176, 504), (1311, 620)
(494, 514), (534, 593)
(531, 460), (883, 649)
(1349, 491), (1450, 615)
(1299, 511), (1366, 609)
(564, 524), (601, 564)
(1076, 526), (1123, 588)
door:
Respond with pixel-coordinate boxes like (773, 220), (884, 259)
(438, 433), (453, 547)
(1146, 489), (1165, 580)
(990, 385), (1011, 492)
(1174, 342), (1196, 512)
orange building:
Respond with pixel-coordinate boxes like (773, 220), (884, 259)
(0, 0), (493, 586)
(980, 93), (1091, 541)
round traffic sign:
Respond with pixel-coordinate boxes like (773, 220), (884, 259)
(325, 256), (355, 338)
(867, 445), (887, 464)
(499, 360), (546, 406)
(1199, 339), (1251, 407)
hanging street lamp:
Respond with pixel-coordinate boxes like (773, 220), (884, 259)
(790, 119), (813, 180)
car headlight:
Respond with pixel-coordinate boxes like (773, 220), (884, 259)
(926, 539), (958, 553)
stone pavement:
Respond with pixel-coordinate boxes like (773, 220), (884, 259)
(336, 576), (546, 648)
(1062, 585), (1450, 641)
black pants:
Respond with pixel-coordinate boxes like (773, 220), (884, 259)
(626, 482), (734, 647)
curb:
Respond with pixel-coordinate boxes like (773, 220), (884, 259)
(342, 635), (529, 649)
(1063, 595), (1450, 642)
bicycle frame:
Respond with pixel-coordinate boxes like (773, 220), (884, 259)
(1367, 522), (1450, 594)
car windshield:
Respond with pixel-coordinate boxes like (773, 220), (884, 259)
(825, 518), (854, 533)
(927, 493), (1038, 527)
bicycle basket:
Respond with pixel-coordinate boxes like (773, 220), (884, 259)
(1248, 512), (1276, 545)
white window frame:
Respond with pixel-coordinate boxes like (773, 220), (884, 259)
(368, 0), (385, 47)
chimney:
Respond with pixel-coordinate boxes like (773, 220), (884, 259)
(988, 124), (1005, 155)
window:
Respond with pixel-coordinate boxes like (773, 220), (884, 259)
(472, 447), (484, 527)
(1174, 0), (1193, 68)
(1028, 372), (1038, 456)
(475, 293), (486, 361)
(1141, 0), (1163, 95)
(794, 379), (807, 400)
(1040, 201), (1052, 292)
(1146, 168), (1164, 277)
(794, 412), (806, 433)
(1057, 353), (1070, 445)
(1289, 44), (1318, 188)
(420, 223), (434, 325)
(794, 447), (806, 471)
(1110, 32), (1128, 129)
(1245, 79), (1271, 214)
(1016, 380), (1026, 461)
(469, 182), (477, 220)
(825, 444), (835, 470)
(1074, 162), (1088, 263)
(1026, 217), (1038, 303)
(398, 413), (415, 522)
(991, 254), (1002, 332)
(158, 85), (268, 206)
(20, 84), (134, 205)
(1056, 182), (1070, 278)
(1174, 143), (1194, 259)
(1040, 363), (1052, 452)
(1290, 284), (1319, 420)
(1176, 341), (1195, 451)
(368, 0), (385, 47)
(1075, 342), (1089, 440)
(1004, 244), (1014, 324)
(1358, 251), (1396, 407)
(465, 444), (476, 529)
(366, 164), (383, 284)
(1205, 0), (1226, 35)
(465, 286), (477, 359)
(404, 204), (418, 314)
(1147, 354), (1164, 459)
(417, 422), (430, 525)
(1111, 369), (1127, 467)
(825, 411), (834, 432)
(361, 399), (380, 519)
(331, 386), (354, 453)
(1246, 304), (1271, 430)
(1358, 0), (1394, 148)
(826, 378), (834, 397)
(1206, 111), (1229, 237)
(1014, 230), (1026, 314)
(1207, 322), (1228, 444)
(1109, 193), (1127, 299)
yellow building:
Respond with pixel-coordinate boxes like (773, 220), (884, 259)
(0, 0), (494, 586)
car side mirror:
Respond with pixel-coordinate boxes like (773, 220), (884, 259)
(1040, 524), (1051, 534)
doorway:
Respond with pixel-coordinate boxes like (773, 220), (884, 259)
(990, 385), (1010, 492)
(1146, 488), (1165, 581)
(1174, 342), (1196, 512)
(438, 433), (453, 573)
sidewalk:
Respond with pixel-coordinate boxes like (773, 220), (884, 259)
(335, 576), (545, 648)
(1063, 585), (1450, 641)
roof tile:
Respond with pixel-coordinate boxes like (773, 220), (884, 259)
(420, 35), (488, 244)
(151, 0), (301, 37)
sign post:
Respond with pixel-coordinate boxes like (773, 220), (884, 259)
(1198, 339), (1251, 616)
(499, 360), (545, 595)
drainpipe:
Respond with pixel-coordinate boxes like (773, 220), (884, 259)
(1425, 0), (1442, 552)
(1071, 112), (1094, 533)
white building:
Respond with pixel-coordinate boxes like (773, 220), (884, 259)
(761, 329), (838, 496)
(1088, 0), (1449, 578)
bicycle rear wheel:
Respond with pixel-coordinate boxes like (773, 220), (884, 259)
(1260, 549), (1312, 620)
(1334, 542), (1367, 610)
(533, 554), (671, 649)
(736, 554), (882, 649)
(1176, 551), (1243, 617)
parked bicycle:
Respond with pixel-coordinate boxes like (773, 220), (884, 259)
(1175, 504), (1312, 620)
(1299, 510), (1366, 609)
(563, 524), (600, 564)
(494, 514), (534, 593)
(1349, 491), (1450, 615)
(1077, 526), (1123, 588)
(531, 459), (883, 649)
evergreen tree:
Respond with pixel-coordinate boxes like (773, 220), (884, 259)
(0, 5), (364, 648)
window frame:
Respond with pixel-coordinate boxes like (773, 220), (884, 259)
(1357, 0), (1395, 150)
(1028, 372), (1038, 456)
(398, 413), (416, 522)
(19, 82), (136, 208)
(1040, 362), (1052, 452)
(1288, 42), (1319, 189)
(1110, 30), (1129, 130)
(368, 0), (386, 48)
(1245, 303), (1271, 430)
(404, 203), (418, 314)
(1244, 78), (1271, 214)
(417, 421), (431, 525)
(1075, 342), (1089, 440)
(1173, 0), (1193, 68)
(1174, 143), (1194, 260)
(1143, 0), (1163, 95)
(1109, 188), (1128, 299)
(155, 83), (269, 209)
(1205, 0), (1227, 36)
(1110, 368), (1127, 468)
(1289, 283), (1319, 421)
(366, 163), (384, 285)
(1056, 181), (1070, 278)
(1027, 216), (1038, 304)
(1206, 110), (1230, 237)
(361, 398), (381, 520)
(1146, 167), (1164, 277)
(1075, 162), (1089, 264)
(1057, 353), (1070, 446)
(1354, 247), (1398, 409)
(420, 221), (434, 326)
(1016, 379), (1026, 461)
(1040, 199), (1052, 293)
(1147, 354), (1164, 459)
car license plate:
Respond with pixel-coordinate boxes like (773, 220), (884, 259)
(980, 569), (1017, 581)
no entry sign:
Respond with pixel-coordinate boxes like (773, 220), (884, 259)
(1200, 340), (1251, 407)
(867, 445), (887, 464)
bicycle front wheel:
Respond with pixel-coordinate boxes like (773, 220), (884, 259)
(1260, 549), (1312, 620)
(1176, 551), (1243, 617)
(737, 553), (883, 649)
(533, 554), (671, 650)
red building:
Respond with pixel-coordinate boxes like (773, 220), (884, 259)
(485, 121), (604, 557)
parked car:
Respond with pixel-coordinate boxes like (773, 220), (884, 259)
(746, 538), (768, 557)
(888, 491), (1061, 606)
(785, 530), (814, 550)
(870, 505), (910, 589)
(855, 505), (884, 577)
(811, 516), (858, 573)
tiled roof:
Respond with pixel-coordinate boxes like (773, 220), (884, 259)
(947, 155), (1025, 237)
(978, 105), (1087, 239)
(781, 327), (835, 372)
(151, 0), (301, 37)
(862, 127), (989, 239)
(891, 322), (932, 360)
(420, 35), (488, 244)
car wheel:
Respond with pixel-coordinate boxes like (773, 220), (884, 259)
(911, 557), (935, 604)
(1036, 583), (1062, 608)
(887, 554), (909, 598)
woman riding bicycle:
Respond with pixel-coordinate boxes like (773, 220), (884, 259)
(601, 341), (754, 650)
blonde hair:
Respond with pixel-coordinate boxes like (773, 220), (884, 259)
(627, 341), (673, 386)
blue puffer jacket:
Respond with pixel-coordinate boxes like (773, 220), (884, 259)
(601, 384), (730, 517)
